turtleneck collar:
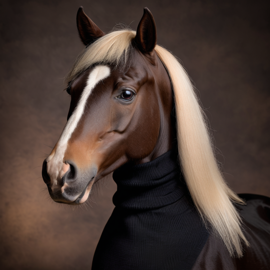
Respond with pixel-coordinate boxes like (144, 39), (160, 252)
(112, 148), (188, 210)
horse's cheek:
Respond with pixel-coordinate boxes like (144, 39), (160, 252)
(109, 105), (135, 133)
(126, 100), (160, 159)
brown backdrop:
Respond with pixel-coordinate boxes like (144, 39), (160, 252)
(0, 0), (269, 269)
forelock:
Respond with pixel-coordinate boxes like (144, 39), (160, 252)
(66, 30), (136, 83)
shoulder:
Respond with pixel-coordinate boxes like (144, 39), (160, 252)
(192, 194), (270, 270)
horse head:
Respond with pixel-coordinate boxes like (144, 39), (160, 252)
(42, 8), (174, 204)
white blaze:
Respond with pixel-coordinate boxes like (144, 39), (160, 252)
(47, 65), (111, 184)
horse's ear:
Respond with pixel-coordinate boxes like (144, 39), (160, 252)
(76, 7), (105, 46)
(135, 8), (157, 54)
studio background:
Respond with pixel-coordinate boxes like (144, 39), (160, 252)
(0, 0), (269, 269)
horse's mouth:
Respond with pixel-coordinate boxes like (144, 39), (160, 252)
(47, 176), (95, 204)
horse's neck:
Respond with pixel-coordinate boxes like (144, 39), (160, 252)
(139, 56), (176, 163)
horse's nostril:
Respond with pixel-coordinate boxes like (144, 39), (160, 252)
(42, 160), (51, 185)
(63, 161), (78, 183)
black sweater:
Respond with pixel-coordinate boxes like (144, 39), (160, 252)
(92, 149), (209, 270)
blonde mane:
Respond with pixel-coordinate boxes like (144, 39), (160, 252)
(67, 30), (248, 257)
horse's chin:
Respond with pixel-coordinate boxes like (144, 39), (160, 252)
(77, 184), (93, 203)
(74, 179), (95, 204)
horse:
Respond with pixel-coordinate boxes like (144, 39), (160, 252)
(42, 7), (270, 270)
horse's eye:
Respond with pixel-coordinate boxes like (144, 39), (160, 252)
(66, 85), (71, 95)
(117, 89), (136, 102)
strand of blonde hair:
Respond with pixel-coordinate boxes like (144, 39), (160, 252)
(155, 45), (248, 257)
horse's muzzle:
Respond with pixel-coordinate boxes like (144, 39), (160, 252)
(42, 159), (95, 204)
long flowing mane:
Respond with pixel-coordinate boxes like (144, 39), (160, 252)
(67, 30), (248, 257)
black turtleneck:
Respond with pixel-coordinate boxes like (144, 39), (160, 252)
(92, 149), (209, 270)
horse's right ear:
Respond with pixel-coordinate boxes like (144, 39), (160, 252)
(76, 7), (105, 46)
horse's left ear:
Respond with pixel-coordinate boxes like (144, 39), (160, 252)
(135, 8), (157, 54)
(76, 7), (105, 46)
